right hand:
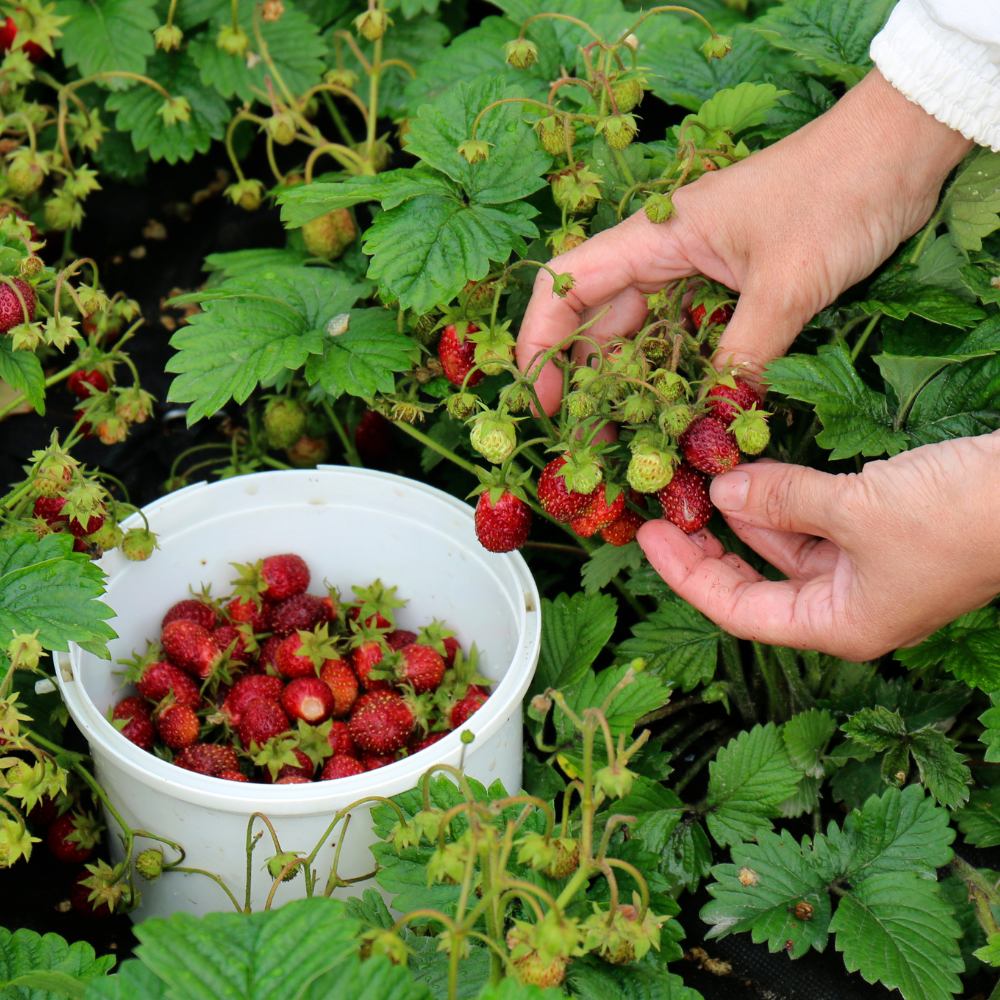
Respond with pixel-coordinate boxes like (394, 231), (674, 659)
(516, 70), (972, 414)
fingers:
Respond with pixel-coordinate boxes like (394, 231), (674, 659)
(709, 462), (845, 539)
(726, 520), (842, 579)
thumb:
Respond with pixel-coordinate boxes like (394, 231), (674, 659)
(710, 461), (845, 538)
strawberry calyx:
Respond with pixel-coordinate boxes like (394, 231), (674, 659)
(228, 559), (268, 607)
(251, 733), (302, 781)
(349, 578), (406, 630)
(467, 464), (531, 508)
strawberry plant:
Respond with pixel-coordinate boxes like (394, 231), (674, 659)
(2, 0), (1000, 998)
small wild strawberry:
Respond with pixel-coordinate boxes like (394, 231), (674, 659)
(0, 278), (35, 333)
(680, 416), (742, 475)
(173, 743), (239, 777)
(320, 658), (360, 716)
(133, 660), (203, 709)
(155, 703), (200, 749)
(270, 593), (329, 636)
(569, 483), (625, 538)
(321, 755), (366, 779)
(225, 595), (270, 633)
(475, 490), (531, 552)
(281, 677), (336, 723)
(67, 369), (109, 399)
(111, 696), (154, 751)
(599, 491), (646, 547)
(438, 323), (483, 387)
(326, 720), (357, 757)
(161, 620), (222, 679)
(237, 698), (290, 751)
(348, 689), (419, 754)
(163, 598), (218, 631)
(222, 675), (284, 724)
(354, 409), (392, 464)
(537, 456), (593, 522)
(48, 814), (101, 863)
(691, 301), (734, 330)
(704, 377), (762, 427)
(371, 643), (445, 695)
(657, 462), (712, 534)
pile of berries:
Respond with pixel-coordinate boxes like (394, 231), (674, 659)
(111, 553), (490, 783)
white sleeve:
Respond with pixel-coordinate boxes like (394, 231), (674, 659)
(870, 0), (1000, 150)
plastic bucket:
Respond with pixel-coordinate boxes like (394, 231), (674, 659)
(60, 468), (541, 921)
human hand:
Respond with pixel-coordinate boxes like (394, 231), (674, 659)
(516, 70), (972, 414)
(635, 433), (1000, 661)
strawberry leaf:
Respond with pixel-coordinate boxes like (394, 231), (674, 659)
(980, 691), (1000, 762)
(55, 0), (158, 90)
(895, 608), (1000, 690)
(202, 248), (311, 280)
(663, 819), (713, 891)
(944, 148), (1000, 251)
(0, 337), (45, 414)
(686, 82), (786, 137)
(783, 709), (836, 776)
(954, 786), (1000, 849)
(0, 927), (114, 993)
(532, 591), (617, 698)
(580, 542), (644, 596)
(567, 955), (700, 1000)
(904, 353), (1000, 445)
(753, 72), (836, 142)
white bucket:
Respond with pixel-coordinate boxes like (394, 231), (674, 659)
(60, 468), (541, 921)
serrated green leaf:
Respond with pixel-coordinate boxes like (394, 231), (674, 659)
(906, 727), (970, 809)
(830, 873), (963, 1000)
(945, 149), (1000, 251)
(765, 343), (909, 459)
(904, 352), (1000, 446)
(55, 0), (158, 90)
(778, 775), (822, 819)
(702, 829), (832, 959)
(166, 267), (365, 424)
(611, 777), (683, 854)
(974, 931), (1000, 968)
(132, 897), (358, 1000)
(980, 692), (1000, 762)
(859, 280), (984, 329)
(752, 0), (894, 86)
(580, 542), (643, 596)
(203, 248), (311, 280)
(614, 595), (722, 692)
(105, 51), (230, 163)
(783, 709), (836, 777)
(842, 705), (907, 751)
(874, 352), (994, 420)
(913, 235), (973, 298)
(2, 970), (90, 998)
(0, 533), (115, 659)
(533, 591), (617, 697)
(84, 958), (169, 1000)
(0, 338), (45, 414)
(302, 954), (431, 1000)
(663, 819), (713, 890)
(89, 126), (150, 182)
(705, 723), (801, 847)
(954, 786), (1000, 848)
(689, 82), (785, 136)
(303, 308), (414, 400)
(363, 195), (537, 314)
(756, 72), (836, 142)
(895, 608), (1000, 690)
(566, 955), (700, 1000)
(404, 77), (550, 205)
(0, 927), (115, 1000)
(959, 260), (1000, 304)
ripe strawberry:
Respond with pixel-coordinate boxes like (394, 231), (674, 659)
(237, 698), (289, 751)
(263, 748), (314, 783)
(270, 593), (328, 637)
(351, 625), (391, 691)
(386, 629), (417, 651)
(281, 677), (335, 723)
(704, 377), (762, 427)
(155, 703), (200, 749)
(174, 743), (239, 777)
(219, 770), (249, 782)
(258, 635), (283, 674)
(410, 730), (449, 754)
(447, 685), (489, 729)
(347, 579), (405, 630)
(33, 495), (68, 527)
(378, 644), (445, 694)
(70, 871), (112, 918)
(225, 595), (270, 634)
(27, 795), (58, 828)
(162, 599), (217, 632)
(320, 658), (359, 716)
(537, 456), (592, 522)
(261, 553), (309, 600)
(439, 323), (484, 387)
(417, 621), (460, 668)
(569, 484), (625, 538)
(111, 696), (154, 751)
(0, 17), (45, 62)
(321, 755), (366, 779)
(691, 302), (734, 329)
(355, 409), (392, 464)
(161, 620), (222, 679)
(48, 814), (100, 863)
(74, 409), (95, 439)
(475, 490), (531, 552)
(32, 453), (75, 498)
(348, 690), (417, 754)
(274, 632), (328, 679)
(275, 774), (312, 784)
(599, 490), (646, 546)
(657, 462), (712, 534)
(361, 751), (401, 770)
(680, 416), (742, 475)
(134, 660), (203, 709)
(212, 623), (253, 666)
(0, 278), (35, 333)
(67, 504), (105, 539)
(223, 675), (284, 725)
(326, 720), (357, 757)
(67, 369), (109, 399)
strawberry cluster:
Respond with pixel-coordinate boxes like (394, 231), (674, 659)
(112, 553), (491, 784)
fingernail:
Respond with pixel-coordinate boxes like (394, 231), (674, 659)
(710, 471), (750, 512)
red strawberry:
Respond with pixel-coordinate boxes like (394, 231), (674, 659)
(27, 795), (59, 828)
(275, 774), (312, 784)
(67, 369), (109, 399)
(347, 579), (404, 630)
(135, 661), (203, 709)
(263, 748), (314, 783)
(225, 595), (270, 634)
(162, 599), (218, 631)
(320, 658), (359, 716)
(270, 593), (329, 637)
(47, 814), (100, 863)
(537, 456), (592, 522)
(260, 554), (310, 602)
(0, 17), (45, 62)
(569, 483), (625, 538)
(691, 302), (733, 329)
(67, 504), (105, 539)
(326, 720), (357, 757)
(346, 607), (391, 630)
(111, 696), (154, 751)
(410, 730), (449, 754)
(680, 416), (742, 475)
(74, 409), (95, 439)
(237, 698), (289, 751)
(219, 769), (249, 782)
(321, 755), (366, 779)
(223, 675), (285, 724)
(70, 871), (112, 918)
(417, 621), (460, 668)
(33, 495), (68, 527)
(348, 690), (416, 754)
(212, 623), (253, 666)
(155, 703), (200, 749)
(599, 490), (646, 546)
(258, 635), (283, 673)
(275, 633), (319, 679)
(386, 629), (417, 651)
(475, 490), (531, 552)
(448, 685), (489, 729)
(704, 377), (762, 427)
(657, 462), (712, 534)
(393, 644), (446, 694)
(361, 751), (401, 771)
(281, 677), (335, 723)
(439, 323), (483, 387)
(351, 629), (391, 692)
(161, 620), (222, 679)
(0, 278), (35, 333)
(354, 409), (392, 464)
(174, 743), (239, 776)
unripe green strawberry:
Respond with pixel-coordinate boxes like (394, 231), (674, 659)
(650, 369), (689, 402)
(457, 139), (489, 164)
(537, 115), (576, 157)
(463, 278), (498, 312)
(265, 112), (297, 146)
(469, 413), (516, 465)
(285, 435), (329, 468)
(217, 24), (249, 55)
(597, 113), (637, 150)
(354, 9), (390, 40)
(621, 392), (655, 424)
(115, 387), (155, 424)
(44, 193), (81, 231)
(359, 138), (392, 172)
(302, 208), (356, 260)
(446, 392), (478, 419)
(154, 23), (183, 51)
(121, 527), (158, 561)
(6, 150), (46, 197)
(86, 521), (123, 553)
(503, 38), (538, 69)
(627, 443), (676, 493)
(644, 193), (674, 224)
(325, 68), (359, 89)
(611, 77), (646, 114)
(551, 165), (602, 214)
(565, 390), (595, 420)
(500, 380), (533, 413)
(412, 312), (439, 347)
(226, 179), (265, 211)
(547, 223), (586, 255)
(96, 414), (128, 445)
(263, 398), (307, 449)
(470, 326), (515, 376)
(659, 403), (694, 437)
(135, 848), (163, 881)
(33, 452), (76, 497)
(730, 408), (770, 454)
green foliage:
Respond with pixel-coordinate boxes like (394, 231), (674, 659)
(532, 591), (617, 698)
(954, 786), (1000, 848)
(896, 608), (1000, 690)
(0, 927), (114, 997)
(945, 149), (1000, 251)
(581, 542), (644, 595)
